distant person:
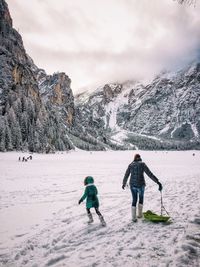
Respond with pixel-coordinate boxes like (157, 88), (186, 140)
(79, 176), (106, 226)
(22, 157), (25, 162)
(18, 157), (21, 161)
(122, 154), (163, 222)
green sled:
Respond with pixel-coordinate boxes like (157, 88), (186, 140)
(143, 210), (170, 223)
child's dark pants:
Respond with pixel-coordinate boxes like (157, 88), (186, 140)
(86, 207), (102, 216)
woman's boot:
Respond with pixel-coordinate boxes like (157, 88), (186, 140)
(131, 206), (137, 222)
(138, 204), (143, 218)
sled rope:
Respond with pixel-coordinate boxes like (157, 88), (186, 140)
(160, 191), (170, 216)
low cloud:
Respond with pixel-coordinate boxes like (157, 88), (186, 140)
(7, 0), (200, 92)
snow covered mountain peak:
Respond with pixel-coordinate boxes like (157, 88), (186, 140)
(75, 60), (200, 150)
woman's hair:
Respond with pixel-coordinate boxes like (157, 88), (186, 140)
(134, 154), (142, 161)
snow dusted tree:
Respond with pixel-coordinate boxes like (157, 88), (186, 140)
(0, 116), (14, 151)
(7, 107), (16, 127)
(0, 83), (73, 152)
(47, 125), (54, 144)
(34, 131), (40, 152)
(35, 117), (47, 152)
(12, 121), (22, 150)
(21, 95), (28, 113)
(27, 99), (36, 124)
(7, 107), (22, 150)
(0, 117), (6, 151)
(27, 124), (35, 152)
(55, 137), (65, 151)
(5, 121), (13, 151)
(1, 87), (9, 115)
(21, 112), (29, 142)
(12, 98), (22, 120)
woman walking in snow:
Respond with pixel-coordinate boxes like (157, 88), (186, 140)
(122, 154), (163, 222)
(79, 176), (106, 226)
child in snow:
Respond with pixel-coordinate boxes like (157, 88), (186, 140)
(79, 176), (106, 226)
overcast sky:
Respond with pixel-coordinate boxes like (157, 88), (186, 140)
(6, 0), (200, 93)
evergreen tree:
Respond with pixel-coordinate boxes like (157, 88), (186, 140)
(21, 112), (29, 142)
(34, 131), (40, 152)
(35, 118), (47, 152)
(5, 122), (13, 151)
(0, 117), (6, 151)
(7, 107), (22, 150)
(27, 125), (35, 152)
(12, 120), (22, 150)
(12, 98), (22, 120)
(27, 99), (35, 124)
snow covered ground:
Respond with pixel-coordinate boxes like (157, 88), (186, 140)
(0, 150), (200, 267)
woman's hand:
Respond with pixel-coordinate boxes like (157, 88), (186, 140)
(157, 182), (163, 191)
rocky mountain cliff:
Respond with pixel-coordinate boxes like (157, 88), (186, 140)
(75, 63), (200, 150)
(0, 0), (119, 152)
(0, 0), (75, 152)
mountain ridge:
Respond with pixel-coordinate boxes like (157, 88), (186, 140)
(0, 0), (200, 152)
(75, 62), (200, 150)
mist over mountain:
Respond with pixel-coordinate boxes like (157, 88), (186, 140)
(6, 0), (200, 92)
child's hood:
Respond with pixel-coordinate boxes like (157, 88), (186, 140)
(84, 176), (94, 185)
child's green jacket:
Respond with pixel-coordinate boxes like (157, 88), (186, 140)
(80, 184), (99, 209)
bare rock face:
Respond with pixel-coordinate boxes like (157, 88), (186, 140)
(103, 84), (122, 103)
(0, 0), (12, 33)
(0, 0), (75, 152)
(0, 0), (39, 101)
(37, 71), (74, 126)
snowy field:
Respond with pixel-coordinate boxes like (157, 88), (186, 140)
(0, 150), (200, 267)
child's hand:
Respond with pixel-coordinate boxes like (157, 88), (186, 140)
(78, 200), (82, 205)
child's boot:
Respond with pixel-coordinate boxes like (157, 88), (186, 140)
(99, 215), (106, 226)
(138, 204), (143, 218)
(87, 213), (94, 224)
(131, 206), (137, 222)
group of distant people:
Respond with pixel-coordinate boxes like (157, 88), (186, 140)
(18, 155), (33, 162)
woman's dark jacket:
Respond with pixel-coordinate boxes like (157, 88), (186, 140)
(123, 160), (159, 188)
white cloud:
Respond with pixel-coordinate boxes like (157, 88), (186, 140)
(7, 0), (200, 92)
